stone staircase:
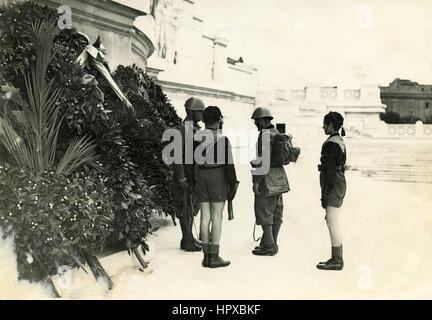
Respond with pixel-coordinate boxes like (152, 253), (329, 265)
(346, 139), (432, 183)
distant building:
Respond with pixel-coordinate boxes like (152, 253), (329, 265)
(36, 0), (258, 141)
(141, 0), (258, 139)
(380, 78), (432, 122)
(256, 85), (386, 135)
(37, 0), (154, 70)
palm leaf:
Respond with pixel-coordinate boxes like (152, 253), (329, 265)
(0, 20), (99, 176)
(56, 136), (99, 176)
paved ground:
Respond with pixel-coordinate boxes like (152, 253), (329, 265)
(105, 162), (432, 300)
(2, 159), (431, 299)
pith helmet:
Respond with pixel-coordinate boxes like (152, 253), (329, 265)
(184, 97), (205, 111)
(251, 107), (273, 120)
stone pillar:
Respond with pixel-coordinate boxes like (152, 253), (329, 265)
(415, 120), (424, 138)
(212, 37), (228, 82)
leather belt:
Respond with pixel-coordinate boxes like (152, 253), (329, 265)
(197, 165), (225, 170)
(318, 164), (344, 172)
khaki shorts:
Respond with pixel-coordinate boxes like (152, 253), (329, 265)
(194, 166), (228, 202)
(320, 171), (346, 208)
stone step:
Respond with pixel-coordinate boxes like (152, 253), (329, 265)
(349, 165), (432, 173)
(347, 146), (432, 151)
(349, 153), (432, 158)
(353, 163), (432, 168)
(349, 159), (432, 165)
(361, 170), (432, 177)
(351, 162), (432, 168)
(357, 172), (432, 179)
(360, 168), (430, 175)
(372, 175), (432, 183)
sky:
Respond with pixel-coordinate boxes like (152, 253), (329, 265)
(197, 0), (432, 90)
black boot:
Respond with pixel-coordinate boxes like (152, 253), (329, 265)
(253, 225), (277, 255)
(254, 237), (264, 250)
(202, 243), (210, 267)
(183, 239), (202, 252)
(179, 216), (188, 249)
(318, 245), (343, 264)
(180, 216), (201, 252)
(317, 245), (343, 270)
(252, 243), (278, 256)
(208, 244), (230, 268)
(188, 212), (202, 250)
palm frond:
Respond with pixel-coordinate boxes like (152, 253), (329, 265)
(56, 136), (99, 176)
(0, 116), (33, 168)
(0, 19), (99, 177)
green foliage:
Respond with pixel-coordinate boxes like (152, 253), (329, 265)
(0, 1), (88, 92)
(380, 111), (401, 124)
(0, 20), (98, 176)
(111, 65), (181, 217)
(0, 164), (115, 282)
(399, 116), (423, 124)
(0, 1), (182, 278)
(380, 111), (424, 124)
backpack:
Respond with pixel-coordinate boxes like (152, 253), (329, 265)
(271, 133), (301, 167)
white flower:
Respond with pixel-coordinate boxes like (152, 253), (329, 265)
(25, 253), (33, 264)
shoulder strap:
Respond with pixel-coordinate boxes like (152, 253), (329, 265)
(323, 135), (346, 153)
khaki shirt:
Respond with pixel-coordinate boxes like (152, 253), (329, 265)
(172, 119), (201, 181)
(252, 124), (290, 196)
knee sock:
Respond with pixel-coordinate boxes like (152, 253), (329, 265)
(272, 224), (281, 245)
(261, 225), (275, 246)
(332, 245), (343, 260)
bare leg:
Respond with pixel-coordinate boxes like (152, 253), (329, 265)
(317, 205), (344, 270)
(210, 201), (225, 245)
(326, 205), (342, 247)
(208, 201), (230, 268)
(199, 202), (211, 243)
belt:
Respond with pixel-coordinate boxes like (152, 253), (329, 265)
(318, 164), (345, 172)
(197, 165), (225, 170)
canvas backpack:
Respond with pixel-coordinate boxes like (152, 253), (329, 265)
(271, 133), (301, 167)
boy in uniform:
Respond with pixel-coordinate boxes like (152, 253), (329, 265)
(317, 111), (347, 271)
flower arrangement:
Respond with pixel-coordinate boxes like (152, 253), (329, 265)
(0, 1), (181, 290)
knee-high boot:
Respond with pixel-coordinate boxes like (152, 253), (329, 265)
(180, 215), (201, 252)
